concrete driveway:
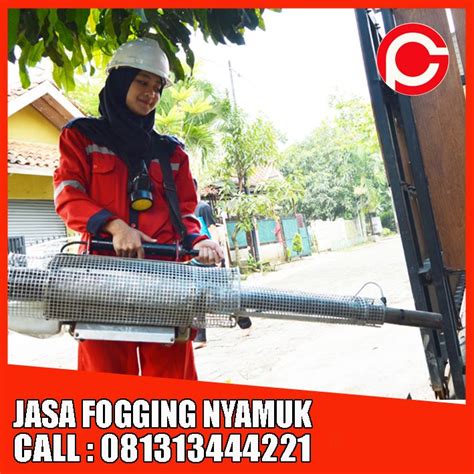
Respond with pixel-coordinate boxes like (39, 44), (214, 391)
(8, 236), (437, 400)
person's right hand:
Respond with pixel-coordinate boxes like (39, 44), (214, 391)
(102, 219), (156, 258)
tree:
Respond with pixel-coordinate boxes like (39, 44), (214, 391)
(154, 77), (223, 168)
(220, 187), (273, 267)
(254, 172), (305, 262)
(219, 102), (279, 193)
(281, 95), (394, 229)
(258, 172), (305, 216)
(215, 102), (280, 266)
(8, 8), (268, 91)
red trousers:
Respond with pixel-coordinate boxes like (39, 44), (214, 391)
(78, 340), (197, 379)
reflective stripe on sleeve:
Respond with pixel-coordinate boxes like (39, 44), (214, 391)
(54, 180), (87, 203)
(85, 144), (116, 155)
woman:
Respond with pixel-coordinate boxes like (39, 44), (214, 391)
(53, 38), (223, 378)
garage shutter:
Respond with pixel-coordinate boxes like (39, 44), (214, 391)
(8, 200), (66, 246)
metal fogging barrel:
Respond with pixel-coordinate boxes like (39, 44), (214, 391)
(8, 253), (240, 330)
(8, 252), (443, 333)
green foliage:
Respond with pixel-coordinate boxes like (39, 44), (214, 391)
(155, 77), (223, 161)
(216, 103), (281, 226)
(258, 173), (305, 216)
(242, 254), (274, 274)
(380, 208), (397, 232)
(221, 189), (273, 236)
(214, 103), (282, 265)
(219, 101), (279, 190)
(9, 8), (267, 91)
(65, 68), (106, 116)
(292, 232), (303, 256)
(66, 70), (223, 167)
(281, 95), (394, 224)
(244, 254), (260, 273)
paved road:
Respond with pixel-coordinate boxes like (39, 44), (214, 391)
(8, 236), (437, 400)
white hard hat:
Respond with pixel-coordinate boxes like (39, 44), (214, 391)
(106, 38), (172, 87)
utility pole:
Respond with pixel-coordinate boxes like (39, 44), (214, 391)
(228, 59), (260, 262)
(228, 60), (237, 106)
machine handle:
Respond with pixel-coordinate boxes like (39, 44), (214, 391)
(90, 238), (199, 258)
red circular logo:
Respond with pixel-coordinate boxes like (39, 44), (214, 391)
(376, 22), (449, 96)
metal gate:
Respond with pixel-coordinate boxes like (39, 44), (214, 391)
(8, 200), (66, 246)
(281, 216), (312, 258)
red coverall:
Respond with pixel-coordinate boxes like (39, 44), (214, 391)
(53, 125), (206, 379)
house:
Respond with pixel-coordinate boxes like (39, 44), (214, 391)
(8, 74), (84, 246)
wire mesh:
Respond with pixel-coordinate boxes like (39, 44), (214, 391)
(8, 253), (240, 328)
(239, 287), (385, 326)
(8, 252), (385, 330)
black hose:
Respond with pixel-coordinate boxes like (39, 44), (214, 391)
(90, 238), (199, 258)
(60, 240), (87, 252)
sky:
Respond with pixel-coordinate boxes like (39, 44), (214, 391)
(8, 9), (372, 147)
(188, 9), (371, 145)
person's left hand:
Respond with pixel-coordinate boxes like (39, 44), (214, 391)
(193, 239), (224, 265)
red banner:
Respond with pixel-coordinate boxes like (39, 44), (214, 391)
(1, 2), (472, 473)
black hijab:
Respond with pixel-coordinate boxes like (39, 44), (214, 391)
(71, 67), (162, 175)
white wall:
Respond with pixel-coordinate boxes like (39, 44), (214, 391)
(310, 218), (366, 251)
(229, 242), (285, 264)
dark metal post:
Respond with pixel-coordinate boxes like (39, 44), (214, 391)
(355, 9), (465, 398)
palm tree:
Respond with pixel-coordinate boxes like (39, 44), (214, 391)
(68, 72), (222, 176)
(155, 78), (222, 174)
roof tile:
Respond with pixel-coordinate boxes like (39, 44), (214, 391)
(8, 140), (59, 170)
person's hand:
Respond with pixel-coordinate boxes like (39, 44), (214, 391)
(102, 219), (156, 258)
(193, 239), (224, 265)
